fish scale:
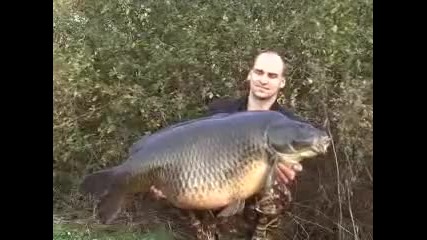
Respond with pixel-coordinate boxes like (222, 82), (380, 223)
(80, 110), (330, 224)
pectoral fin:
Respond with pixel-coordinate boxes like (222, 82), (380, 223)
(264, 164), (277, 191)
(217, 199), (245, 217)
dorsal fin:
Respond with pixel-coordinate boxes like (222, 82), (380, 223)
(128, 113), (231, 155)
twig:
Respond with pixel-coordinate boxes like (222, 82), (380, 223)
(365, 166), (373, 183)
(291, 203), (354, 236)
(292, 217), (310, 239)
(287, 212), (334, 234)
(53, 103), (110, 130)
(346, 180), (359, 240)
(322, 87), (343, 240)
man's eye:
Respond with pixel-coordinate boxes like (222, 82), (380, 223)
(254, 69), (263, 75)
(268, 73), (278, 79)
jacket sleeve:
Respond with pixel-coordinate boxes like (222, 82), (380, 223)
(206, 98), (236, 116)
(279, 107), (309, 123)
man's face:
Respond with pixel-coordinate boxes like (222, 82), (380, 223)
(248, 53), (286, 100)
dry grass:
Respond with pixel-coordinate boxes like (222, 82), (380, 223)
(275, 153), (373, 240)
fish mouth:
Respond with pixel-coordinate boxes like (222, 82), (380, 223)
(311, 135), (331, 154)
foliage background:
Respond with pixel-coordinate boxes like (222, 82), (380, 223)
(53, 0), (372, 239)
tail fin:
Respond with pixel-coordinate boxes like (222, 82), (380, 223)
(97, 189), (126, 224)
(80, 167), (129, 224)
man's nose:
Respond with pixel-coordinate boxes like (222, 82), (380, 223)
(259, 74), (269, 84)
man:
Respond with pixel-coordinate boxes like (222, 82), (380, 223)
(207, 50), (304, 184)
(205, 50), (306, 239)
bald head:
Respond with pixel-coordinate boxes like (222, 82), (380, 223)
(253, 51), (286, 77)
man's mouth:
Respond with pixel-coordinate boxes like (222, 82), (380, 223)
(255, 85), (269, 91)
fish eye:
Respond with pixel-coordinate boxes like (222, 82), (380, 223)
(290, 139), (314, 151)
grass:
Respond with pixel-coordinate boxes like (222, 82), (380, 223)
(53, 190), (196, 240)
(53, 222), (175, 240)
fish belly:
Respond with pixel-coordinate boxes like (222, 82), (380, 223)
(160, 159), (271, 210)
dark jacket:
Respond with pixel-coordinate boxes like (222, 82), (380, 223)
(206, 96), (305, 122)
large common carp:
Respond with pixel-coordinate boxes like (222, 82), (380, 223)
(80, 111), (330, 224)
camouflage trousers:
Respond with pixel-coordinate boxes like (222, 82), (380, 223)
(250, 182), (292, 240)
(190, 182), (292, 240)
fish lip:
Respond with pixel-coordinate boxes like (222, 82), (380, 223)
(313, 146), (326, 154)
(312, 136), (331, 154)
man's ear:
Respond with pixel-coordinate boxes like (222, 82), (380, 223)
(279, 77), (286, 88)
(246, 71), (252, 81)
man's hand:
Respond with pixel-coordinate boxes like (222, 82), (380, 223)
(276, 163), (303, 184)
(150, 186), (166, 199)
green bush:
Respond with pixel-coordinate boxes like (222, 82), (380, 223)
(54, 0), (372, 238)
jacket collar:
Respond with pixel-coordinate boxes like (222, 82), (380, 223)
(237, 95), (282, 111)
